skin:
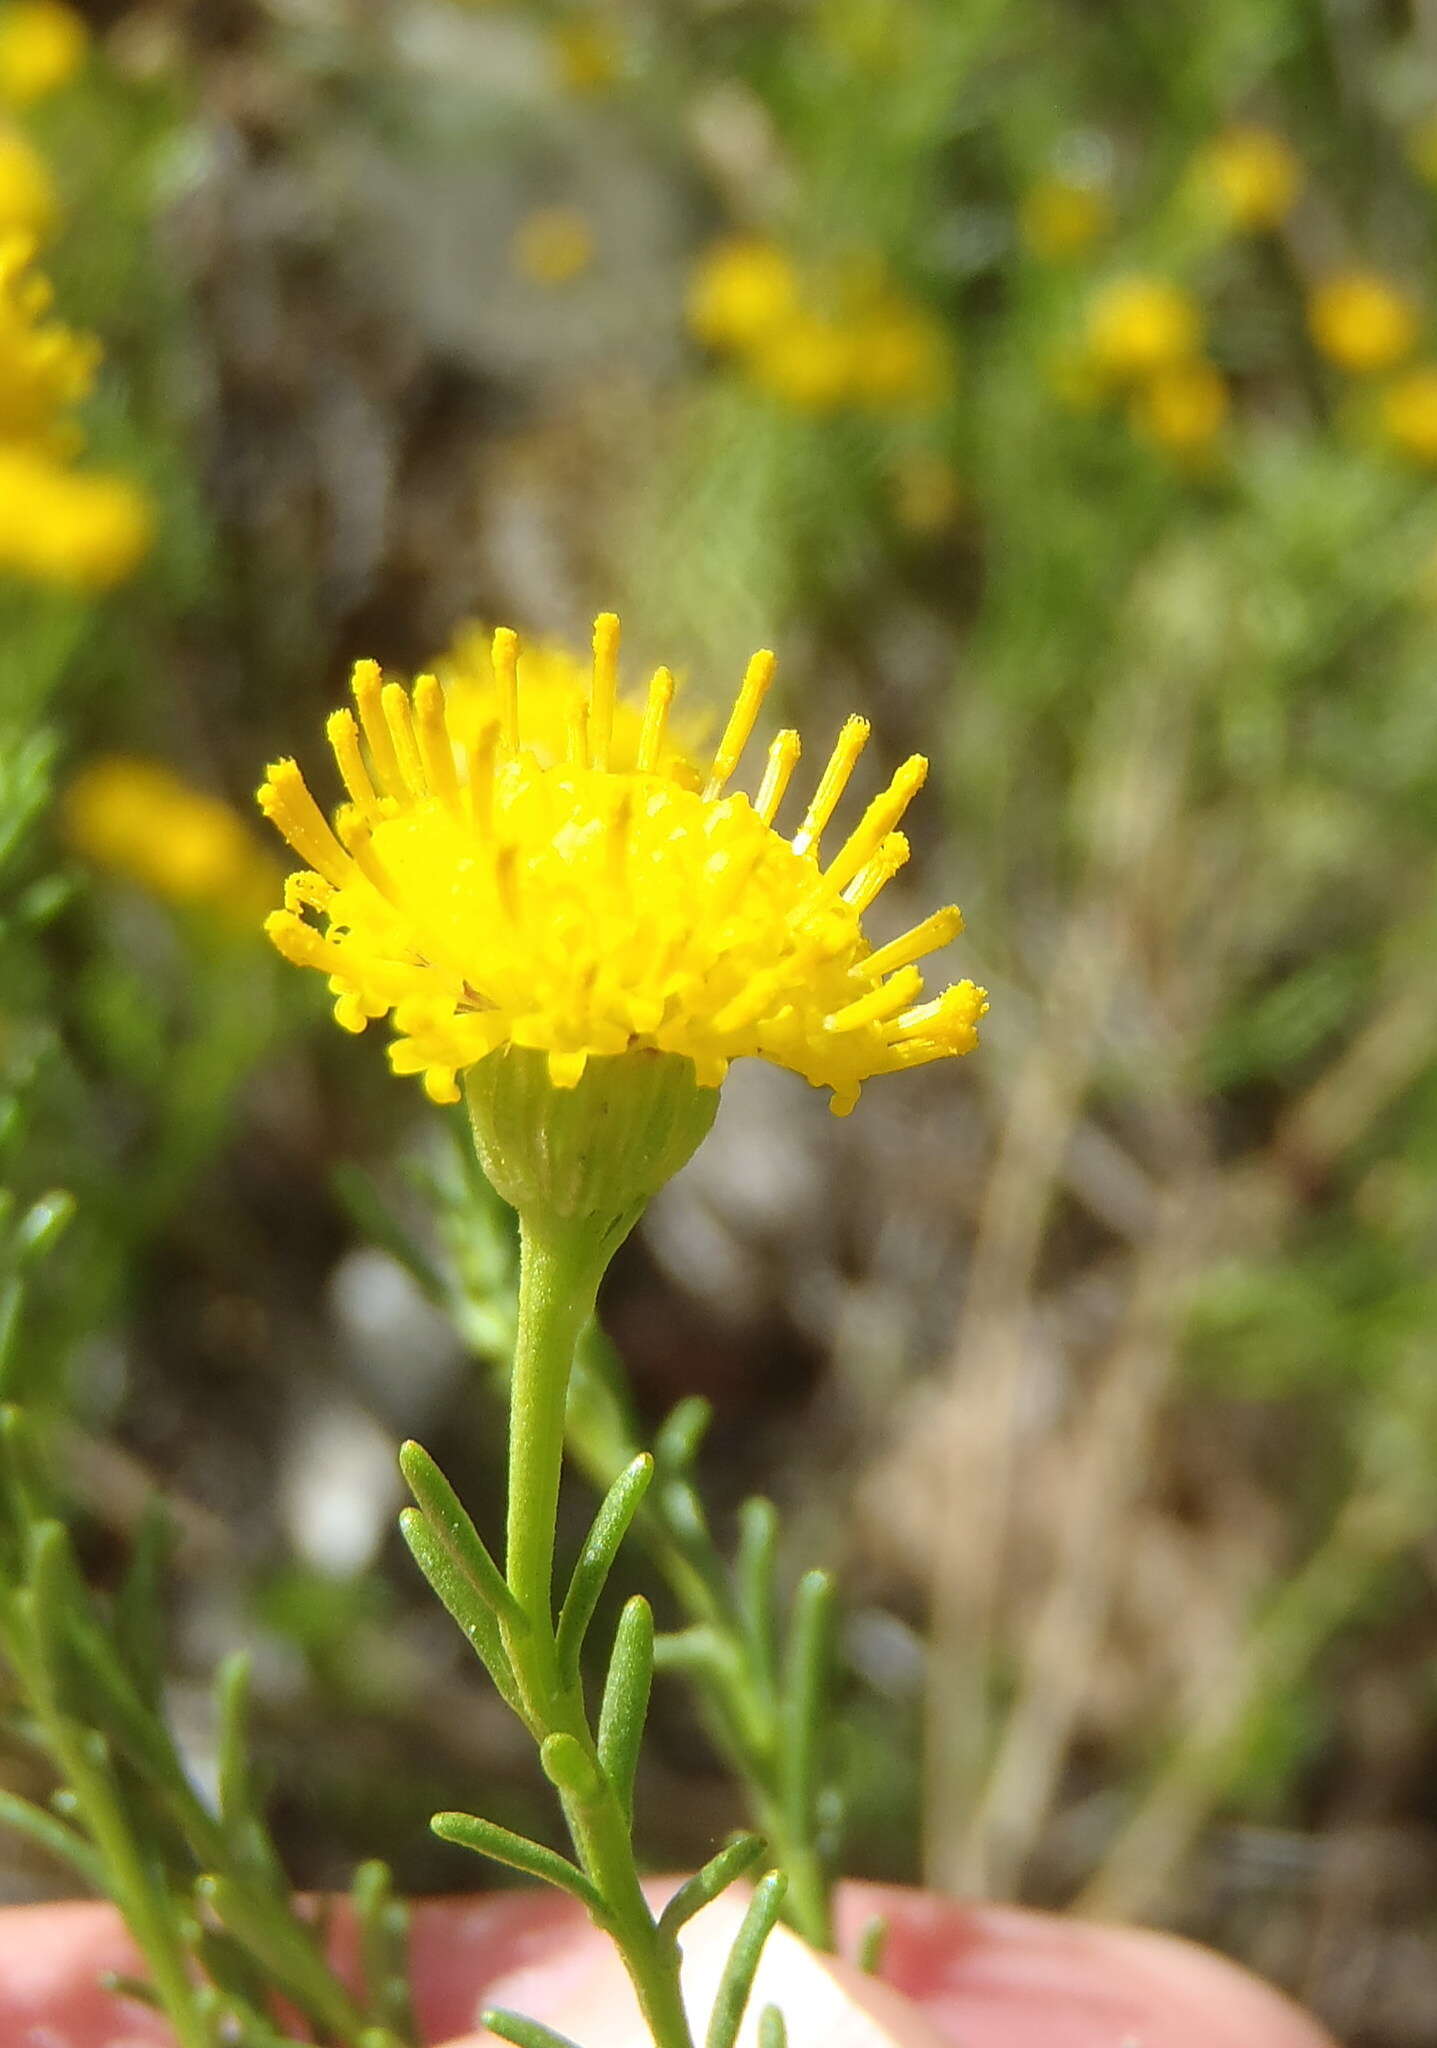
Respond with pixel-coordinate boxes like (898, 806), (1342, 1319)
(0, 1881), (1338, 2048)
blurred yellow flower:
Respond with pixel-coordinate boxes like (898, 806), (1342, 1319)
(64, 756), (275, 918)
(1308, 271), (1418, 374)
(0, 124), (54, 238)
(511, 207), (594, 287)
(0, 233), (97, 445)
(1193, 126), (1301, 231)
(0, 0), (85, 106)
(1085, 276), (1201, 379)
(551, 17), (620, 93)
(688, 235), (801, 353)
(1378, 365), (1437, 463)
(848, 296), (953, 410)
(436, 620), (704, 781)
(1019, 175), (1110, 259)
(0, 446), (151, 586)
(1129, 358), (1229, 457)
(749, 311), (857, 410)
(259, 615), (985, 1112)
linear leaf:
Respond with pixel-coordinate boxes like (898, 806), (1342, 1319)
(0, 1788), (104, 1887)
(482, 2009), (586, 2048)
(735, 1498), (779, 1698)
(398, 1510), (523, 1717)
(431, 1811), (602, 1914)
(658, 1833), (767, 1939)
(705, 1872), (788, 2048)
(779, 1570), (836, 1835)
(758, 2007), (788, 2048)
(597, 1596), (653, 1824)
(399, 1441), (523, 1630)
(555, 1453), (652, 1686)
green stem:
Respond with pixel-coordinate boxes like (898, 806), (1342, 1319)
(503, 1211), (695, 2048)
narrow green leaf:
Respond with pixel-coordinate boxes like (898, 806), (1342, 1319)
(555, 1452), (653, 1686)
(657, 1833), (767, 1939)
(481, 2009), (585, 2048)
(351, 1860), (416, 2040)
(398, 1509), (523, 1717)
(855, 1913), (888, 1977)
(779, 1571), (836, 1836)
(431, 1811), (602, 1915)
(114, 1499), (174, 1714)
(596, 1596), (653, 1823)
(758, 2006), (789, 2048)
(0, 1788), (104, 1887)
(705, 1872), (788, 2048)
(399, 1441), (524, 1629)
(653, 1396), (711, 1473)
(15, 1190), (74, 1264)
(735, 1497), (779, 1697)
(98, 1972), (164, 2010)
(196, 1875), (366, 2043)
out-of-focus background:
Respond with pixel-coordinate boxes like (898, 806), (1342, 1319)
(4, 0), (1437, 2040)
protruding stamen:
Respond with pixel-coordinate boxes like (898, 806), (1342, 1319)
(414, 675), (461, 814)
(755, 730), (801, 824)
(637, 667), (675, 773)
(861, 904), (963, 981)
(824, 756), (927, 892)
(352, 660), (404, 799)
(335, 807), (397, 902)
(843, 831), (909, 910)
(491, 628), (520, 753)
(382, 681), (426, 797)
(327, 708), (380, 820)
(792, 716), (870, 857)
(704, 649), (776, 799)
(825, 965), (924, 1034)
(257, 760), (351, 888)
(590, 613), (621, 771)
(265, 908), (349, 977)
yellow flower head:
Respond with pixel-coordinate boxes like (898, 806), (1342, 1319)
(0, 124), (55, 238)
(1129, 357), (1229, 457)
(1192, 126), (1301, 232)
(0, 447), (151, 586)
(64, 757), (275, 917)
(1378, 365), (1437, 464)
(0, 233), (98, 445)
(511, 206), (594, 288)
(1308, 271), (1417, 374)
(0, 0), (85, 105)
(258, 616), (985, 1114)
(1084, 276), (1201, 380)
(687, 236), (801, 353)
(1019, 175), (1110, 260)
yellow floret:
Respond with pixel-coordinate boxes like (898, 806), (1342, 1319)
(258, 617), (985, 1114)
(0, 0), (85, 105)
(1308, 271), (1418, 374)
